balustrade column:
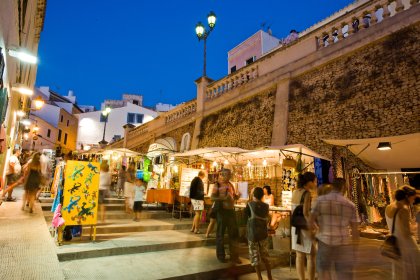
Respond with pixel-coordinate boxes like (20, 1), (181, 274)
(394, 0), (404, 12)
(382, 3), (391, 18)
(371, 8), (379, 24)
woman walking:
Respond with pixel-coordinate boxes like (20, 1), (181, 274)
(124, 162), (136, 214)
(99, 161), (111, 223)
(22, 152), (42, 213)
(190, 171), (206, 234)
(385, 185), (419, 280)
(291, 171), (317, 280)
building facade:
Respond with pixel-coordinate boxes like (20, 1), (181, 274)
(0, 0), (47, 181)
(76, 102), (158, 150)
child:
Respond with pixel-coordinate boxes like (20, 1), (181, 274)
(133, 178), (146, 222)
(245, 187), (273, 280)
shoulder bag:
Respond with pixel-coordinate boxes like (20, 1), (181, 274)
(380, 208), (401, 260)
(291, 191), (308, 230)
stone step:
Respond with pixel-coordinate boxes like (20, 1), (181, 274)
(44, 210), (174, 222)
(57, 229), (214, 261)
(81, 218), (194, 235)
(59, 245), (288, 280)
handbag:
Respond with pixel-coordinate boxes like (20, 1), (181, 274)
(291, 191), (308, 230)
(380, 208), (401, 260)
(247, 202), (268, 242)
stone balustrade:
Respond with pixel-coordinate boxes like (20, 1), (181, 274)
(128, 123), (149, 138)
(205, 65), (258, 101)
(164, 100), (197, 124)
(314, 0), (417, 48)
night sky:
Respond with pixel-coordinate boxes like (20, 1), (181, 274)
(35, 0), (354, 109)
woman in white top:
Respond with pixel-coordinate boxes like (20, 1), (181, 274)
(291, 172), (317, 280)
(385, 186), (419, 280)
(263, 185), (275, 206)
(99, 162), (111, 223)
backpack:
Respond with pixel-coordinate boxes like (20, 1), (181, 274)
(291, 191), (308, 230)
(247, 201), (268, 242)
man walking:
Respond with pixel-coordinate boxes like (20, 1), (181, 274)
(211, 168), (241, 264)
(309, 178), (360, 280)
(3, 149), (22, 201)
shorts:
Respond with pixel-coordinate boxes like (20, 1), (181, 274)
(191, 199), (204, 211)
(6, 174), (18, 185)
(248, 238), (270, 266)
(317, 240), (354, 275)
(124, 182), (134, 198)
(98, 190), (108, 204)
(133, 201), (143, 212)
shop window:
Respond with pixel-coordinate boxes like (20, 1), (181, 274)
(58, 129), (62, 142)
(47, 129), (51, 138)
(64, 133), (68, 145)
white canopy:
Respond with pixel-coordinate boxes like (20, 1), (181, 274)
(172, 145), (330, 166)
(323, 133), (420, 169)
(102, 148), (142, 157)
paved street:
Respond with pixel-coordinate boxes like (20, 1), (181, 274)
(0, 187), (394, 280)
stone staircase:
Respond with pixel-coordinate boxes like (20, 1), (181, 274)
(41, 196), (290, 280)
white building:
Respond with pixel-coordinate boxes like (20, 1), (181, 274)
(155, 103), (177, 112)
(76, 102), (158, 150)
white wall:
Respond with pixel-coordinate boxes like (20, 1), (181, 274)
(55, 102), (74, 114)
(76, 103), (158, 149)
(262, 31), (281, 54)
(31, 104), (60, 127)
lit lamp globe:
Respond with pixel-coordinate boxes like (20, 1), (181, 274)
(207, 11), (216, 29)
(195, 22), (205, 39)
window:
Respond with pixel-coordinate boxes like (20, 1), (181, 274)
(127, 113), (135, 124)
(246, 56), (256, 65)
(67, 120), (69, 126)
(47, 129), (51, 138)
(127, 113), (144, 124)
(230, 66), (236, 73)
(136, 114), (144, 124)
(64, 133), (68, 145)
(60, 115), (63, 122)
(58, 129), (62, 142)
(133, 100), (139, 105)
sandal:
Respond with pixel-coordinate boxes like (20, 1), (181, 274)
(194, 230), (201, 234)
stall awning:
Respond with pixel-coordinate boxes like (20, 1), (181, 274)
(172, 145), (329, 166)
(147, 137), (177, 158)
(103, 148), (142, 157)
(323, 133), (420, 169)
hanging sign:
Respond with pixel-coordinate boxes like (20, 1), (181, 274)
(179, 167), (201, 197)
(62, 161), (100, 225)
(281, 190), (292, 210)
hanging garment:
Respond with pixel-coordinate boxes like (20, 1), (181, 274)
(52, 204), (65, 228)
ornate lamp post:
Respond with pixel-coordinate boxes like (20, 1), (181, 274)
(98, 107), (111, 147)
(195, 11), (216, 77)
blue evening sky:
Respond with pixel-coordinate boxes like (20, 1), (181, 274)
(36, 0), (354, 109)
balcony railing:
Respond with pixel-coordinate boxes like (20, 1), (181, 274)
(312, 0), (417, 48)
(165, 100), (197, 124)
(205, 65), (258, 101)
(128, 123), (149, 138)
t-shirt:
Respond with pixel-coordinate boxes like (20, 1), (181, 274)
(7, 155), (21, 175)
(134, 185), (146, 202)
(245, 200), (269, 219)
(189, 176), (204, 200)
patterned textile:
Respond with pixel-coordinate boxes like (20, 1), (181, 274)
(248, 238), (270, 266)
(312, 190), (360, 246)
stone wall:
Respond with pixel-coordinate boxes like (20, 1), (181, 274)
(287, 24), (420, 161)
(161, 123), (195, 151)
(198, 87), (276, 149)
(133, 141), (152, 154)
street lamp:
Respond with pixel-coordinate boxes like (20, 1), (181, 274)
(98, 107), (111, 147)
(195, 11), (217, 77)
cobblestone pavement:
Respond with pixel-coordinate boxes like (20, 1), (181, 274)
(0, 187), (64, 280)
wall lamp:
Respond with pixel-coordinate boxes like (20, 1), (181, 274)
(7, 47), (38, 64)
(12, 84), (34, 96)
(377, 142), (392, 151)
